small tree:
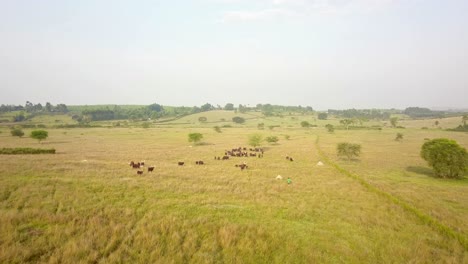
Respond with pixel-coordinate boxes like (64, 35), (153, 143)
(265, 136), (279, 144)
(390, 117), (399, 128)
(340, 119), (354, 130)
(434, 120), (439, 127)
(325, 124), (334, 133)
(198, 116), (207, 122)
(421, 138), (467, 179)
(30, 130), (48, 143)
(248, 134), (263, 147)
(213, 126), (222, 133)
(232, 116), (245, 124)
(11, 128), (25, 137)
(395, 133), (403, 141)
(188, 133), (204, 144)
(318, 113), (328, 120)
(337, 142), (361, 160)
(301, 121), (310, 128)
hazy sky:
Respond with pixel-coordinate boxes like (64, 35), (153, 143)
(1, 0), (467, 109)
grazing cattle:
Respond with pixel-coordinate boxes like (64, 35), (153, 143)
(132, 163), (141, 169)
(197, 161), (204, 165)
(276, 175), (283, 180)
(137, 170), (143, 175)
(130, 161), (135, 167)
(240, 164), (248, 170)
(178, 162), (185, 166)
(148, 166), (155, 172)
(289, 157), (294, 162)
(140, 161), (145, 166)
(222, 156), (229, 160)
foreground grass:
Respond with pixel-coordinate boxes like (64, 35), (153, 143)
(0, 126), (467, 263)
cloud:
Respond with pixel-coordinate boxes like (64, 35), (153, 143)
(221, 8), (299, 22)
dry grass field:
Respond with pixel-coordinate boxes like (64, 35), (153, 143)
(0, 112), (467, 263)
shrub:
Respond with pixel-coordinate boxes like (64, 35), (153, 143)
(395, 133), (403, 141)
(318, 113), (328, 120)
(198, 116), (207, 122)
(325, 124), (334, 133)
(257, 123), (265, 130)
(420, 138), (467, 179)
(213, 126), (222, 133)
(284, 135), (290, 140)
(301, 121), (310, 128)
(30, 130), (48, 142)
(11, 128), (24, 137)
(248, 134), (263, 147)
(188, 133), (203, 144)
(142, 122), (151, 128)
(232, 116), (246, 124)
(0, 148), (56, 154)
(265, 136), (279, 144)
(337, 142), (361, 160)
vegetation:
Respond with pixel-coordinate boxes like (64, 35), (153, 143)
(213, 126), (222, 133)
(421, 138), (468, 179)
(318, 112), (328, 120)
(10, 128), (24, 137)
(395, 133), (403, 141)
(0, 147), (56, 154)
(325, 124), (334, 133)
(300, 121), (310, 128)
(257, 123), (265, 130)
(337, 142), (362, 160)
(390, 117), (399, 128)
(188, 133), (204, 144)
(30, 130), (48, 142)
(265, 136), (279, 144)
(198, 116), (207, 122)
(339, 119), (354, 130)
(248, 134), (263, 147)
(232, 116), (246, 124)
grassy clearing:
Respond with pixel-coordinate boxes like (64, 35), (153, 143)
(0, 115), (467, 263)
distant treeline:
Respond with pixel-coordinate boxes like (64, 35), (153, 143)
(0, 148), (56, 155)
(327, 109), (393, 120)
(0, 101), (69, 122)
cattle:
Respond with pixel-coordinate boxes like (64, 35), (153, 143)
(289, 157), (294, 162)
(140, 161), (145, 166)
(132, 163), (141, 169)
(178, 162), (185, 166)
(276, 175), (283, 180)
(148, 166), (155, 172)
(137, 170), (143, 175)
(222, 156), (229, 160)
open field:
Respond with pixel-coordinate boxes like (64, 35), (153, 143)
(0, 112), (467, 263)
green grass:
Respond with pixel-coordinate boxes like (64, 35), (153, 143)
(0, 113), (467, 263)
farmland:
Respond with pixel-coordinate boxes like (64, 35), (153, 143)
(0, 111), (467, 263)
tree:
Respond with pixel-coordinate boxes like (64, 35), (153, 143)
(11, 128), (24, 137)
(337, 142), (361, 160)
(265, 136), (279, 144)
(200, 103), (213, 112)
(301, 121), (310, 128)
(434, 120), (439, 127)
(318, 113), (328, 120)
(224, 103), (234, 111)
(325, 124), (334, 133)
(395, 133), (403, 141)
(340, 119), (354, 130)
(148, 103), (164, 112)
(232, 116), (245, 124)
(248, 134), (263, 147)
(188, 133), (203, 144)
(30, 130), (48, 143)
(198, 116), (207, 122)
(390, 117), (399, 128)
(45, 102), (53, 112)
(421, 138), (467, 179)
(462, 115), (468, 126)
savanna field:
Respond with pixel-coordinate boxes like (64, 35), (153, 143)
(0, 111), (467, 263)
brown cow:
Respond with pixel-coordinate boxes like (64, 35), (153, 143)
(137, 170), (143, 175)
(178, 162), (185, 166)
(148, 166), (155, 172)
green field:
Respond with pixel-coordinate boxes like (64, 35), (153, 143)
(0, 111), (467, 263)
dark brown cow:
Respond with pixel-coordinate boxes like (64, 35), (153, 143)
(148, 166), (155, 172)
(132, 163), (141, 169)
(137, 170), (143, 175)
(178, 162), (185, 166)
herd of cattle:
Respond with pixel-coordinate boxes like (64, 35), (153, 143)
(128, 147), (283, 174)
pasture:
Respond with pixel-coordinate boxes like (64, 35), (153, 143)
(0, 112), (467, 263)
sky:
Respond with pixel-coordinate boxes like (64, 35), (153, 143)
(0, 0), (467, 110)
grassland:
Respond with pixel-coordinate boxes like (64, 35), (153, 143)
(0, 111), (467, 263)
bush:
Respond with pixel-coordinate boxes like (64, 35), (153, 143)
(188, 133), (203, 144)
(421, 138), (467, 179)
(232, 116), (246, 124)
(198, 116), (207, 122)
(248, 134), (263, 147)
(30, 130), (48, 142)
(284, 135), (290, 140)
(0, 148), (56, 154)
(395, 133), (403, 141)
(337, 142), (361, 160)
(11, 128), (24, 137)
(213, 126), (222, 133)
(318, 113), (328, 120)
(257, 123), (265, 130)
(265, 136), (279, 144)
(142, 122), (151, 128)
(325, 124), (334, 133)
(301, 121), (310, 128)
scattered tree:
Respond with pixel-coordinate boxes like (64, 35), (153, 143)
(198, 116), (207, 122)
(301, 121), (310, 128)
(434, 120), (439, 127)
(318, 113), (328, 120)
(325, 124), (334, 133)
(224, 103), (234, 111)
(339, 119), (354, 130)
(30, 130), (48, 143)
(337, 142), (361, 160)
(188, 133), (204, 144)
(232, 116), (246, 124)
(11, 128), (24, 137)
(248, 134), (263, 147)
(420, 138), (467, 179)
(390, 117), (399, 128)
(395, 133), (403, 141)
(265, 136), (279, 144)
